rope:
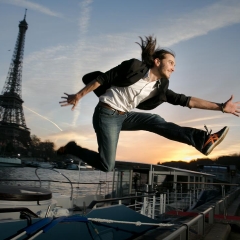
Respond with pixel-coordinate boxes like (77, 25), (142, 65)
(88, 218), (173, 227)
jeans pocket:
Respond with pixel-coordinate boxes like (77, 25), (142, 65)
(99, 106), (116, 116)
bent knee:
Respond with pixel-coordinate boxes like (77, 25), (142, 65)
(152, 114), (165, 123)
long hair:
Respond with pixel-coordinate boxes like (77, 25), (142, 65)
(136, 36), (175, 68)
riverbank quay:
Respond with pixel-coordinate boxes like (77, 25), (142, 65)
(133, 188), (240, 240)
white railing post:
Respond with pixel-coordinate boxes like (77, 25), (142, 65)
(189, 191), (192, 208)
(147, 197), (151, 218)
(198, 213), (204, 235)
(141, 197), (146, 215)
(181, 184), (182, 200)
(215, 201), (219, 214)
(160, 194), (163, 214)
(163, 194), (166, 214)
(175, 189), (177, 210)
(180, 229), (187, 240)
(209, 207), (214, 224)
(223, 198), (227, 219)
(152, 195), (156, 219)
(167, 190), (169, 204)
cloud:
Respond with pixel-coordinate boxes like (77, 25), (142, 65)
(156, 0), (240, 46)
(78, 0), (92, 34)
(179, 115), (226, 124)
(41, 123), (97, 149)
(71, 0), (93, 126)
(23, 44), (76, 96)
(0, 0), (63, 18)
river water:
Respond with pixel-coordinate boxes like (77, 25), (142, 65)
(0, 167), (114, 196)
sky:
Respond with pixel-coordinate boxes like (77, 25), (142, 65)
(0, 0), (240, 165)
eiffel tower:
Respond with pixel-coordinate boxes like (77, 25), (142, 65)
(0, 10), (31, 155)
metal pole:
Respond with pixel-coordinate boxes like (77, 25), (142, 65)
(112, 168), (116, 198)
(77, 160), (82, 188)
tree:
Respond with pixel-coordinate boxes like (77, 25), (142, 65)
(29, 135), (55, 160)
(39, 140), (55, 160)
(31, 135), (41, 147)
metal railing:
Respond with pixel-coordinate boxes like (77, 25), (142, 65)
(162, 187), (240, 240)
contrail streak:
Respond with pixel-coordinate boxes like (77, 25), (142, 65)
(23, 105), (63, 131)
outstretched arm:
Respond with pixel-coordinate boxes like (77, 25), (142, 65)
(189, 95), (240, 117)
(59, 80), (101, 110)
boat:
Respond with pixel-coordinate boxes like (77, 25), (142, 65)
(0, 160), (238, 239)
(0, 157), (22, 167)
(66, 163), (93, 170)
(23, 161), (54, 168)
(66, 163), (79, 170)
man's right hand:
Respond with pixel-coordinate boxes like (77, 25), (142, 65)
(59, 79), (101, 111)
(59, 93), (80, 110)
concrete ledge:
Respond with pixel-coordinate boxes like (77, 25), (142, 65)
(203, 223), (231, 240)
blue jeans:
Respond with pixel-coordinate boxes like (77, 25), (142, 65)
(78, 105), (206, 172)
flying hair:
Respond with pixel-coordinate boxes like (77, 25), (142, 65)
(136, 35), (175, 68)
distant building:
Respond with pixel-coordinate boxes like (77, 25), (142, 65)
(198, 164), (239, 185)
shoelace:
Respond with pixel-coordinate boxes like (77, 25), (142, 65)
(204, 125), (212, 136)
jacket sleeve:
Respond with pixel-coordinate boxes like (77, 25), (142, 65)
(83, 60), (133, 86)
(95, 65), (120, 85)
(166, 89), (191, 107)
(95, 58), (145, 86)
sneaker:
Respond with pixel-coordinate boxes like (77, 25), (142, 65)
(201, 126), (229, 156)
(56, 141), (77, 156)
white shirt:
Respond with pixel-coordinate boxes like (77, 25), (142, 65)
(99, 71), (160, 112)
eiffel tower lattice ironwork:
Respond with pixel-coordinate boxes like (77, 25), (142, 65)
(0, 10), (31, 153)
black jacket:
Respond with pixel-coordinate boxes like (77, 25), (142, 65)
(82, 58), (190, 110)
